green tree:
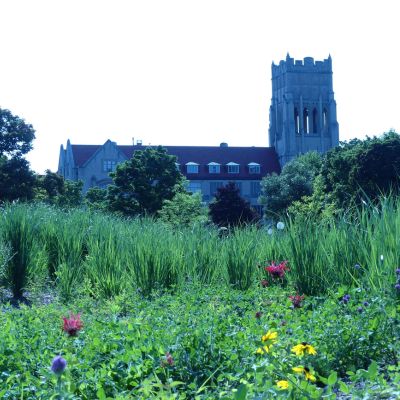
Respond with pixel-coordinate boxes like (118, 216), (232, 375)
(0, 108), (36, 202)
(35, 170), (65, 201)
(158, 192), (208, 227)
(209, 182), (259, 227)
(0, 156), (36, 202)
(321, 131), (400, 208)
(259, 151), (323, 216)
(56, 180), (83, 208)
(107, 146), (184, 216)
(0, 108), (35, 158)
(85, 187), (108, 211)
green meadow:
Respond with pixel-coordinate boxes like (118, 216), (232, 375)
(0, 201), (399, 399)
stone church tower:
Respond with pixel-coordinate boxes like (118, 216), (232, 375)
(268, 54), (339, 166)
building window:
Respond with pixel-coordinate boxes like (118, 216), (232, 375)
(103, 160), (117, 172)
(227, 163), (239, 173)
(210, 181), (223, 196)
(208, 163), (220, 174)
(250, 181), (261, 197)
(186, 163), (199, 173)
(187, 182), (202, 193)
(248, 163), (260, 174)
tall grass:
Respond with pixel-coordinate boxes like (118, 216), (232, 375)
(1, 196), (400, 300)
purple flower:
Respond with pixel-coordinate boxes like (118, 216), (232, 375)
(396, 268), (400, 275)
(363, 301), (369, 307)
(395, 283), (400, 291)
(255, 311), (263, 319)
(341, 294), (350, 304)
(357, 307), (363, 313)
(354, 264), (361, 270)
(51, 356), (67, 375)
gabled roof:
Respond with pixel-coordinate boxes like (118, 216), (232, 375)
(69, 143), (281, 179)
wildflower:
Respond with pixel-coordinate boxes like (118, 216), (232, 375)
(255, 311), (263, 319)
(292, 366), (316, 382)
(380, 255), (384, 262)
(276, 221), (285, 230)
(395, 283), (400, 291)
(256, 345), (271, 355)
(357, 306), (363, 313)
(51, 356), (67, 375)
(396, 268), (400, 275)
(276, 380), (289, 389)
(262, 330), (278, 343)
(354, 264), (361, 270)
(265, 261), (289, 279)
(341, 294), (350, 304)
(291, 342), (317, 356)
(63, 313), (83, 336)
(289, 294), (305, 308)
(165, 352), (174, 366)
(267, 228), (273, 235)
(261, 279), (269, 288)
(363, 301), (369, 307)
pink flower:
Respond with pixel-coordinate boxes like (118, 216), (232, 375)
(289, 294), (305, 308)
(265, 261), (289, 279)
(63, 313), (83, 336)
(161, 352), (174, 367)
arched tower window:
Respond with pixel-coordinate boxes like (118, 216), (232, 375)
(294, 107), (300, 134)
(323, 108), (328, 132)
(312, 108), (318, 133)
(303, 108), (309, 134)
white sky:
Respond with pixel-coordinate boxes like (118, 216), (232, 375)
(1, 0), (399, 173)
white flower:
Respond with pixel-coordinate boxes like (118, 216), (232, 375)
(267, 228), (273, 235)
(276, 221), (285, 230)
(380, 255), (384, 262)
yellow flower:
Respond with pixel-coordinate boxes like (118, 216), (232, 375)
(276, 380), (289, 390)
(292, 366), (317, 382)
(291, 342), (317, 356)
(255, 345), (270, 355)
(262, 330), (278, 343)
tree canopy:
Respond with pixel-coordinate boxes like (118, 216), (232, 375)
(0, 108), (35, 158)
(209, 182), (259, 227)
(107, 146), (184, 216)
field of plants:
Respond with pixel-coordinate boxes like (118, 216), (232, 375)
(1, 201), (400, 399)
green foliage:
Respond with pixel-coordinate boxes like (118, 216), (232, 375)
(1, 204), (38, 298)
(0, 156), (36, 202)
(36, 170), (65, 200)
(158, 192), (208, 227)
(321, 130), (400, 208)
(209, 182), (259, 227)
(107, 146), (184, 216)
(260, 151), (323, 216)
(55, 180), (83, 208)
(0, 108), (35, 158)
(84, 187), (108, 211)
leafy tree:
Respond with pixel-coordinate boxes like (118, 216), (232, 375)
(0, 156), (36, 202)
(85, 187), (108, 211)
(259, 151), (323, 216)
(107, 146), (184, 216)
(56, 180), (83, 208)
(0, 108), (35, 158)
(209, 182), (259, 227)
(36, 170), (65, 201)
(321, 131), (400, 208)
(0, 108), (36, 202)
(158, 192), (208, 227)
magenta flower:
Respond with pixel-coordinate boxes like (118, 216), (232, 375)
(63, 312), (83, 336)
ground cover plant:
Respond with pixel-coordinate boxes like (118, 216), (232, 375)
(0, 200), (400, 398)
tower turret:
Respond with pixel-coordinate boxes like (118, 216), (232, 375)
(268, 54), (339, 166)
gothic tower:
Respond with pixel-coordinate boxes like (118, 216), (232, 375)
(268, 54), (339, 166)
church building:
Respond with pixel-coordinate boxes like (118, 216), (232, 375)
(58, 54), (339, 212)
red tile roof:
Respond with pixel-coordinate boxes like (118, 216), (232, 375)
(71, 144), (280, 179)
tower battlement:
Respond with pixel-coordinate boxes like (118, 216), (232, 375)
(272, 54), (332, 77)
(269, 54), (339, 166)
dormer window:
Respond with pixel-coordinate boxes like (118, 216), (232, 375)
(226, 162), (240, 174)
(186, 162), (199, 174)
(103, 160), (117, 172)
(208, 162), (220, 174)
(248, 162), (261, 174)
